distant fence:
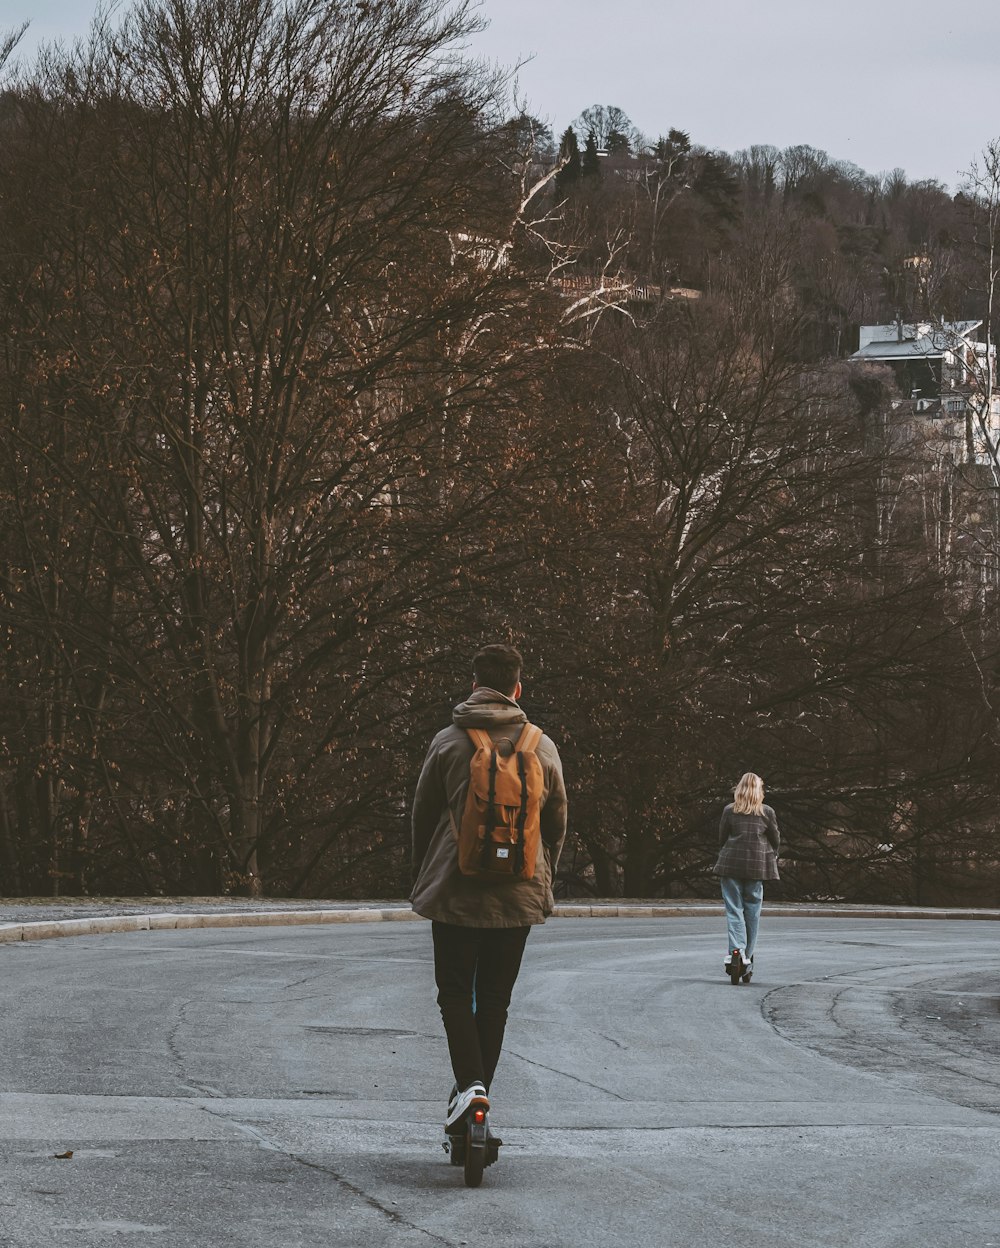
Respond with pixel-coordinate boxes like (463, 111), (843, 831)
(551, 275), (701, 303)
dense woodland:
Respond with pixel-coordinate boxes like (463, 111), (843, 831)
(1, 0), (999, 904)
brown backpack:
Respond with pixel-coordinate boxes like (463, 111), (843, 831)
(455, 724), (544, 881)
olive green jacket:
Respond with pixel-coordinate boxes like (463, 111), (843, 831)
(410, 688), (568, 927)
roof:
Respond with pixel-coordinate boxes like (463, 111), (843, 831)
(851, 319), (984, 362)
(851, 338), (945, 360)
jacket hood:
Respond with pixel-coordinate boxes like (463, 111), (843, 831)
(452, 687), (527, 730)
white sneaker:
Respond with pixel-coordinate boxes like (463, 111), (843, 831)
(446, 1082), (489, 1129)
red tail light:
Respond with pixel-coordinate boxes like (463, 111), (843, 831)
(473, 1108), (486, 1124)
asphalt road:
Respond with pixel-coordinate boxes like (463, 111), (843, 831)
(1, 916), (998, 1248)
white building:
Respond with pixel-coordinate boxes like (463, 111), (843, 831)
(850, 320), (1000, 464)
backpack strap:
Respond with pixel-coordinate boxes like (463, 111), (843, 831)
(482, 742), (499, 868)
(513, 749), (528, 874)
(513, 723), (543, 753)
(465, 728), (500, 869)
(466, 728), (493, 752)
(466, 725), (540, 753)
(512, 724), (541, 874)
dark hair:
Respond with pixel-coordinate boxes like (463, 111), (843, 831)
(473, 644), (523, 696)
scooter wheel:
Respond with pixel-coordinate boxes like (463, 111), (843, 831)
(463, 1112), (488, 1188)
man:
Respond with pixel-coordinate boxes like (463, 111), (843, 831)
(411, 643), (568, 1133)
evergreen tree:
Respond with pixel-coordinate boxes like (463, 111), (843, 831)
(607, 128), (631, 156)
(554, 125), (581, 197)
(582, 129), (601, 179)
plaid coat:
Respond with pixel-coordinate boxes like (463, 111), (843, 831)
(712, 804), (780, 881)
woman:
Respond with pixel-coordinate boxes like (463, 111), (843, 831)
(712, 772), (780, 984)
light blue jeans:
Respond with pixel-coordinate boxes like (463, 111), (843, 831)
(720, 877), (764, 957)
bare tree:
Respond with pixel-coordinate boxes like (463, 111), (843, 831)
(954, 141), (1000, 481)
(0, 0), (566, 895)
(572, 104), (640, 154)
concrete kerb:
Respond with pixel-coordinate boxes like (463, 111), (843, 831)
(0, 900), (997, 945)
(0, 908), (427, 944)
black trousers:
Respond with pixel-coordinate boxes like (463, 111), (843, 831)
(431, 920), (531, 1093)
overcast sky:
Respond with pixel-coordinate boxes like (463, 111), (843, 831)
(6, 0), (1000, 190)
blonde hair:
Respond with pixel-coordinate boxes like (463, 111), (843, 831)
(733, 772), (765, 816)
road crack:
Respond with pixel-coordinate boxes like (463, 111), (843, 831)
(505, 1048), (628, 1100)
(197, 1111), (460, 1246)
(165, 1000), (223, 1098)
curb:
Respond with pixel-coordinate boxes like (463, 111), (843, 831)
(554, 904), (1000, 921)
(0, 907), (425, 944)
(0, 902), (998, 944)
